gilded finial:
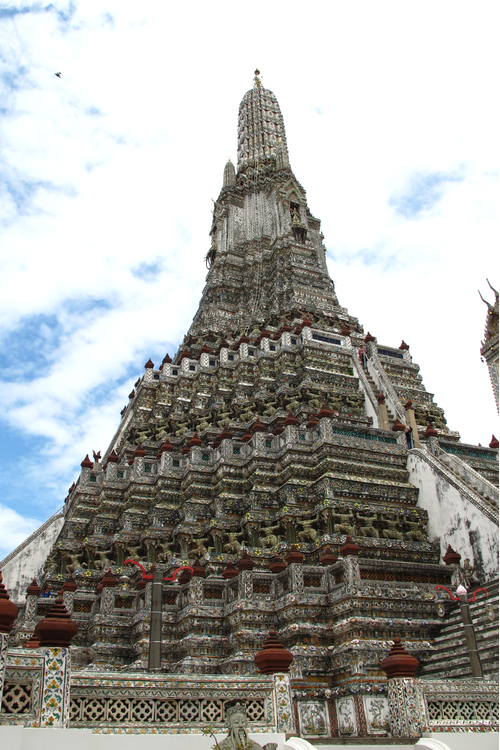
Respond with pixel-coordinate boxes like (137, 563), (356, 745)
(253, 69), (262, 88)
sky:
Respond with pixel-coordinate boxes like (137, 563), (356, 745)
(0, 1), (498, 560)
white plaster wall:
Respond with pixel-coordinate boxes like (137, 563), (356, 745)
(417, 733), (499, 750)
(286, 736), (499, 750)
(438, 451), (498, 504)
(407, 453), (499, 580)
(0, 727), (285, 749)
(0, 513), (64, 603)
(1, 727), (497, 750)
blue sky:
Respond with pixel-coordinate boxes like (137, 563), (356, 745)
(0, 0), (498, 559)
(389, 170), (466, 219)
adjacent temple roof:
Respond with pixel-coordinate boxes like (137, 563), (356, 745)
(479, 279), (499, 349)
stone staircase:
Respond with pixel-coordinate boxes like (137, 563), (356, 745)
(363, 368), (397, 424)
(420, 578), (499, 680)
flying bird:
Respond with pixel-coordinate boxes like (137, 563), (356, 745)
(55, 72), (61, 78)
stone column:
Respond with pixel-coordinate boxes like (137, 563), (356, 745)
(457, 585), (483, 678)
(148, 567), (163, 671)
(105, 452), (119, 480)
(24, 579), (41, 624)
(189, 576), (204, 606)
(238, 570), (253, 601)
(318, 415), (333, 440)
(159, 449), (173, 472)
(385, 678), (426, 739)
(377, 392), (390, 431)
(160, 361), (172, 379)
(340, 536), (361, 590)
(131, 451), (145, 478)
(381, 637), (426, 739)
(253, 432), (266, 451)
(301, 322), (312, 341)
(284, 412), (299, 444)
(0, 632), (7, 708)
(99, 571), (117, 615)
(404, 400), (420, 447)
(62, 575), (77, 616)
(288, 563), (304, 598)
(254, 628), (295, 735)
(273, 673), (296, 734)
(144, 360), (154, 382)
(40, 647), (72, 727)
(79, 454), (94, 486)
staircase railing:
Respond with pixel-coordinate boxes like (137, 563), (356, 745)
(351, 354), (380, 417)
(366, 345), (406, 423)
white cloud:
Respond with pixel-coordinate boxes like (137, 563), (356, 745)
(0, 504), (42, 561)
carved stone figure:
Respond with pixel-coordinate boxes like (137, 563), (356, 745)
(333, 512), (355, 537)
(298, 519), (318, 543)
(463, 558), (479, 587)
(381, 514), (404, 541)
(224, 532), (243, 554)
(356, 511), (379, 538)
(218, 703), (277, 750)
(260, 524), (281, 548)
(403, 519), (426, 542)
(189, 537), (208, 559)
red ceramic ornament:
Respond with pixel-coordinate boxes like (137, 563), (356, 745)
(269, 554), (287, 573)
(423, 423), (438, 438)
(222, 561), (239, 579)
(254, 627), (293, 674)
(252, 418), (266, 433)
(380, 636), (418, 679)
(319, 547), (338, 566)
(33, 593), (78, 647)
(191, 558), (206, 578)
(317, 403), (333, 420)
(0, 571), (18, 634)
(442, 544), (461, 565)
(236, 550), (256, 571)
(340, 535), (360, 556)
(285, 545), (304, 564)
(26, 578), (41, 597)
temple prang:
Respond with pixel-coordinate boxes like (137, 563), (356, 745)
(0, 75), (497, 740)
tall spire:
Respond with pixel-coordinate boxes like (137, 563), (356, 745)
(188, 78), (340, 337)
(237, 73), (290, 171)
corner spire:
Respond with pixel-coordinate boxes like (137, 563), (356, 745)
(223, 158), (236, 187)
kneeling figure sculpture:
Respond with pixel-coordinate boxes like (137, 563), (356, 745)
(218, 703), (277, 750)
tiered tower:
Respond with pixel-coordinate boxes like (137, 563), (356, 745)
(3, 75), (498, 692)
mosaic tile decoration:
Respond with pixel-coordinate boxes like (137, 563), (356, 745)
(40, 647), (71, 728)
